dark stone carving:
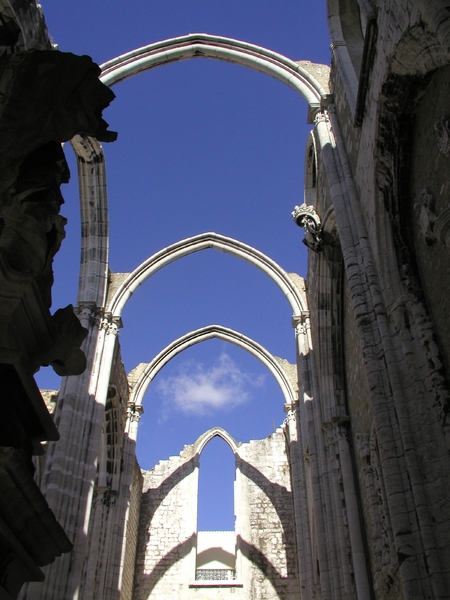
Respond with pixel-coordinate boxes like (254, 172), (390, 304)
(0, 49), (116, 373)
(0, 47), (116, 598)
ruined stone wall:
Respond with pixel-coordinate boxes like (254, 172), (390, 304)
(322, 1), (450, 597)
(342, 270), (403, 599)
(133, 429), (299, 600)
(408, 64), (450, 375)
(133, 444), (198, 600)
(78, 340), (138, 600)
(120, 459), (143, 600)
(236, 430), (300, 600)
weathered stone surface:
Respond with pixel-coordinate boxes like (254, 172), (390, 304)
(133, 428), (299, 600)
(10, 2), (450, 600)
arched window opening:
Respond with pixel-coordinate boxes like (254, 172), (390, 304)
(304, 132), (318, 208)
(196, 435), (236, 582)
(339, 0), (365, 78)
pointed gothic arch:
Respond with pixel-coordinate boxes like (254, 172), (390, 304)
(129, 324), (297, 409)
(100, 33), (328, 120)
(194, 427), (239, 456)
(107, 232), (307, 318)
(74, 34), (330, 307)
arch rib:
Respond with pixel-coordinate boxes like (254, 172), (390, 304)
(74, 34), (328, 305)
(100, 33), (329, 122)
(129, 324), (297, 408)
(107, 232), (306, 318)
(194, 427), (239, 455)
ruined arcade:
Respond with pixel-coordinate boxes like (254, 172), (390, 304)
(0, 1), (449, 599)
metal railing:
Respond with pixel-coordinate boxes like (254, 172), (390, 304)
(195, 569), (236, 581)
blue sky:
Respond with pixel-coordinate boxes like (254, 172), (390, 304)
(37, 1), (331, 530)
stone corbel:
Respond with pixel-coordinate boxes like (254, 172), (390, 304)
(292, 203), (323, 252)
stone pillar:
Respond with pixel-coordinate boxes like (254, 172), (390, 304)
(333, 418), (372, 599)
(284, 406), (315, 600)
(116, 403), (144, 600)
(22, 314), (120, 600)
(293, 312), (331, 597)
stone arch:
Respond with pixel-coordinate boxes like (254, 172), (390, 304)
(129, 324), (297, 409)
(194, 427), (239, 456)
(74, 34), (330, 307)
(107, 232), (307, 318)
(100, 33), (328, 121)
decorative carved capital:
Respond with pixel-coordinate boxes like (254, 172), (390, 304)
(313, 110), (330, 125)
(323, 409), (350, 443)
(127, 402), (144, 422)
(292, 311), (310, 335)
(74, 302), (101, 328)
(292, 203), (323, 252)
(100, 314), (121, 335)
(284, 407), (297, 422)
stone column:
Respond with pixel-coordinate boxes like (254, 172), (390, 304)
(333, 418), (372, 600)
(115, 402), (144, 600)
(284, 406), (314, 600)
(22, 313), (120, 600)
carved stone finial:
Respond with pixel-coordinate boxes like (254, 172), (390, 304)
(414, 188), (436, 245)
(292, 203), (323, 252)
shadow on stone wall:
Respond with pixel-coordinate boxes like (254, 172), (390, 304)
(133, 534), (196, 598)
(238, 457), (298, 578)
(133, 455), (299, 596)
(238, 534), (298, 597)
(139, 456), (196, 522)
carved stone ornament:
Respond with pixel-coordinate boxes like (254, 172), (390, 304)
(291, 203), (323, 252)
(434, 116), (450, 157)
(414, 188), (437, 245)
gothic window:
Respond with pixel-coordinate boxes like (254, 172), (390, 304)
(195, 435), (237, 584)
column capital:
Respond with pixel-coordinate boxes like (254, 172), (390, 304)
(127, 402), (144, 422)
(292, 311), (310, 335)
(74, 302), (102, 327)
(100, 312), (122, 334)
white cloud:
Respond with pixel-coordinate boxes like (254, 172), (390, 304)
(156, 353), (265, 417)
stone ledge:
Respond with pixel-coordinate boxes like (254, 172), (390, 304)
(189, 581), (244, 588)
